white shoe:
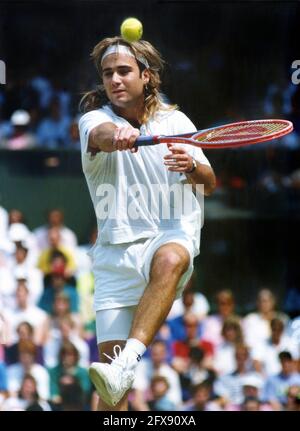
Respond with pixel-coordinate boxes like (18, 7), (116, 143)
(89, 345), (135, 407)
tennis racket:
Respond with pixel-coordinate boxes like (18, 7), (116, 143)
(134, 119), (293, 149)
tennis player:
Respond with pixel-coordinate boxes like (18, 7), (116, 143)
(79, 36), (216, 411)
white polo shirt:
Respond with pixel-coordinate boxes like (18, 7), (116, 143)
(79, 104), (211, 247)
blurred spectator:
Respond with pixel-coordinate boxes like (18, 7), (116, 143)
(34, 209), (77, 252)
(36, 96), (71, 149)
(0, 242), (44, 308)
(201, 289), (238, 349)
(8, 209), (24, 225)
(66, 116), (81, 150)
(39, 271), (79, 314)
(251, 317), (299, 376)
(37, 227), (76, 277)
(48, 341), (90, 404)
(243, 289), (289, 350)
(2, 374), (51, 411)
(29, 75), (53, 110)
(147, 376), (176, 411)
(241, 396), (261, 411)
(5, 321), (44, 365)
(3, 281), (49, 345)
(213, 316), (244, 376)
(58, 375), (85, 411)
(12, 243), (43, 305)
(44, 314), (89, 368)
(183, 381), (222, 411)
(7, 222), (39, 266)
(132, 340), (182, 410)
(174, 346), (216, 402)
(49, 292), (82, 332)
(171, 312), (214, 366)
(214, 344), (262, 407)
(285, 385), (300, 411)
(225, 374), (272, 411)
(6, 340), (50, 400)
(1, 110), (36, 150)
(262, 351), (300, 410)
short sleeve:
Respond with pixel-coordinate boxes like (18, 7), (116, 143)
(78, 109), (113, 153)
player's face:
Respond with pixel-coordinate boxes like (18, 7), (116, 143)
(101, 53), (149, 111)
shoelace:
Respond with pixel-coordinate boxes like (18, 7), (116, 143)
(103, 344), (128, 369)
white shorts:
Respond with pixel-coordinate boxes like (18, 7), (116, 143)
(91, 229), (197, 311)
(96, 305), (137, 344)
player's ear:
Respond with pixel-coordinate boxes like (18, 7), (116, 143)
(142, 69), (150, 85)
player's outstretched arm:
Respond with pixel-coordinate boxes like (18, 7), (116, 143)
(88, 123), (140, 153)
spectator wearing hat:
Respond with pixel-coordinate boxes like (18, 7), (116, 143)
(225, 374), (272, 411)
(0, 241), (42, 309)
(2, 109), (36, 150)
(6, 222), (39, 267)
(214, 344), (261, 407)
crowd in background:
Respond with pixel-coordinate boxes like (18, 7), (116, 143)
(0, 75), (81, 150)
(0, 205), (299, 411)
(0, 73), (300, 151)
(1, 74), (300, 220)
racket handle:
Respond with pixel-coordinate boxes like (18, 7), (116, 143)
(134, 135), (159, 147)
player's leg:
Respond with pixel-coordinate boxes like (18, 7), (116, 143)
(128, 242), (190, 346)
(89, 242), (191, 408)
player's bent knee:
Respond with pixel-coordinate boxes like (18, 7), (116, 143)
(152, 245), (190, 276)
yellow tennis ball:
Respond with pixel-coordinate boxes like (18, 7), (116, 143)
(120, 17), (143, 42)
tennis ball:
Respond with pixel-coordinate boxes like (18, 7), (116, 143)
(120, 17), (143, 42)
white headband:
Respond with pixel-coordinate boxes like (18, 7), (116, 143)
(101, 45), (149, 69)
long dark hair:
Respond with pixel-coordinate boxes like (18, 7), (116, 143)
(80, 36), (177, 123)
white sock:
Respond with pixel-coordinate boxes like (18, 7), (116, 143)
(121, 338), (146, 369)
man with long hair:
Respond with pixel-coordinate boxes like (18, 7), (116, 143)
(79, 36), (216, 411)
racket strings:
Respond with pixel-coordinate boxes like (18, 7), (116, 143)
(196, 121), (289, 144)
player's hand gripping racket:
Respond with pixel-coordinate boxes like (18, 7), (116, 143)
(135, 119), (293, 149)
